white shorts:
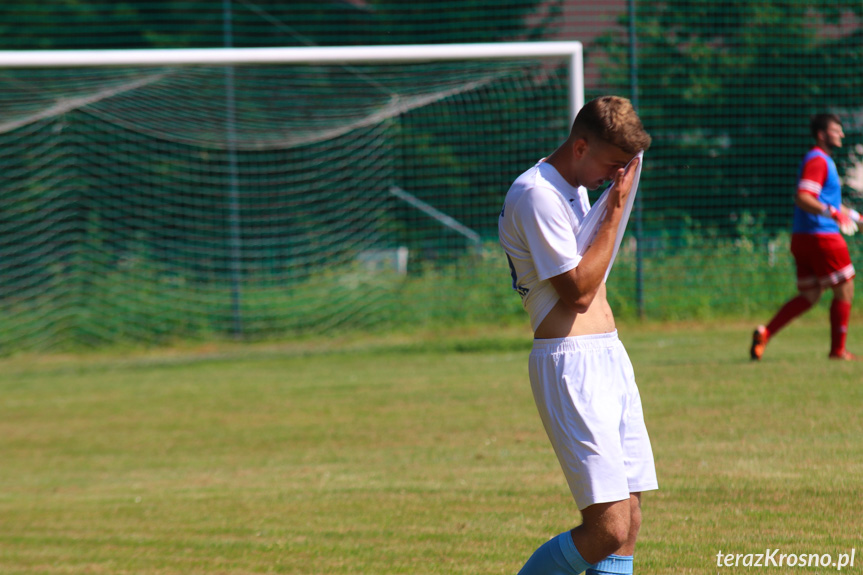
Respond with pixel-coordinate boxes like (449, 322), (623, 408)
(529, 331), (658, 510)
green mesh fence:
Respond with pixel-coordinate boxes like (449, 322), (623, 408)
(0, 58), (570, 350)
(1, 1), (863, 352)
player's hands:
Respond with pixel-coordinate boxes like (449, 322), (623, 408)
(609, 157), (639, 210)
(830, 206), (858, 236)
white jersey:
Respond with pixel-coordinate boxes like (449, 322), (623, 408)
(498, 153), (643, 331)
(498, 160), (591, 331)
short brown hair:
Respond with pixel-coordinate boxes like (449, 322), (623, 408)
(570, 96), (651, 154)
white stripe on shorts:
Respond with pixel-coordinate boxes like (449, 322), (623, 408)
(529, 331), (658, 509)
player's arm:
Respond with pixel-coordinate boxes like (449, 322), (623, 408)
(795, 154), (830, 216)
(795, 190), (859, 234)
(794, 191), (831, 216)
(547, 159), (639, 313)
(793, 189), (856, 220)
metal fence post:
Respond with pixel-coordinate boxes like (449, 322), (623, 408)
(224, 0), (243, 338)
(628, 0), (645, 319)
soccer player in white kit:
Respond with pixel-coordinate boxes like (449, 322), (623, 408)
(498, 96), (657, 575)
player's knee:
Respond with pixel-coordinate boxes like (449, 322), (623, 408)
(833, 280), (854, 302)
(801, 289), (822, 305)
(628, 502), (642, 539)
(596, 516), (630, 555)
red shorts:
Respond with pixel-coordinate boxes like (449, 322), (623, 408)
(790, 233), (855, 290)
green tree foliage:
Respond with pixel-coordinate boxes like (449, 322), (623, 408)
(0, 0), (556, 241)
(597, 1), (863, 233)
(0, 1), (220, 49)
(0, 1), (551, 50)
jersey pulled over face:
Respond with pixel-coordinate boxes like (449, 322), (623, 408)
(575, 138), (637, 191)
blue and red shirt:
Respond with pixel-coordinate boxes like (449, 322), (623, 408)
(792, 147), (841, 234)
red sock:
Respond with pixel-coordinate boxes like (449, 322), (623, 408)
(766, 295), (813, 339)
(830, 299), (852, 356)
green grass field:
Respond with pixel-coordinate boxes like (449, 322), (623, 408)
(1, 317), (862, 574)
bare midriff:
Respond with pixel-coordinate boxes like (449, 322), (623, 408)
(533, 283), (616, 339)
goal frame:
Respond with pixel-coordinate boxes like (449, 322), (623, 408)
(0, 41), (584, 341)
(0, 41), (584, 124)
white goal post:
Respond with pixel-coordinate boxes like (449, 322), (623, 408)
(0, 41), (584, 123)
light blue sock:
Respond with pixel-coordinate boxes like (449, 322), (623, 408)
(518, 531), (595, 575)
(586, 554), (633, 574)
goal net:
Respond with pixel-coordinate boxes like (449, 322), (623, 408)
(0, 42), (583, 351)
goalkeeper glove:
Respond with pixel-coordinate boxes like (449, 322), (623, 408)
(826, 205), (858, 236)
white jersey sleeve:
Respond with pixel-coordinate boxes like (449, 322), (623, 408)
(513, 185), (582, 280)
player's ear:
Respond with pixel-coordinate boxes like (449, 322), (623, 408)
(572, 137), (588, 160)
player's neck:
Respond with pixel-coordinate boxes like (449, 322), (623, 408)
(814, 143), (833, 156)
(546, 146), (581, 188)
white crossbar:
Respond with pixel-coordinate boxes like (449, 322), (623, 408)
(0, 41), (584, 122)
(0, 42), (581, 67)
